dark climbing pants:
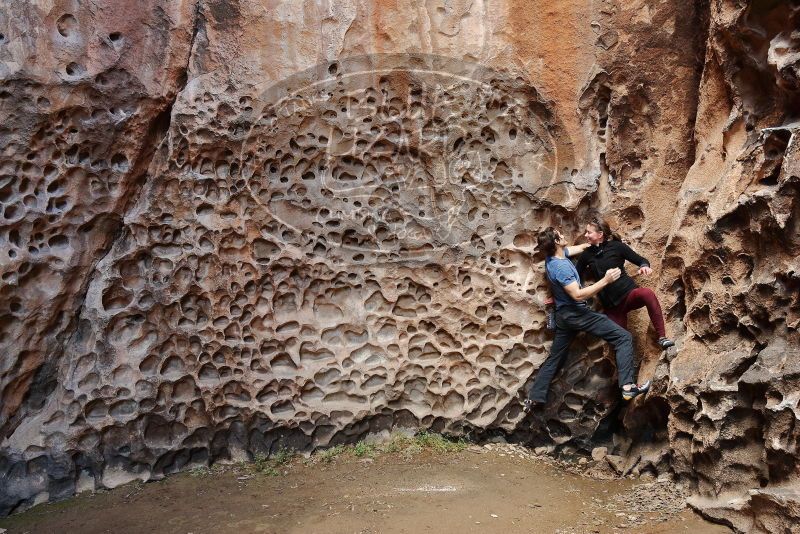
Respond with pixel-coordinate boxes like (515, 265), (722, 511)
(605, 287), (667, 338)
(527, 305), (636, 403)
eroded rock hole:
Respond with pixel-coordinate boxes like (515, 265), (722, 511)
(65, 62), (85, 77)
(56, 14), (77, 37)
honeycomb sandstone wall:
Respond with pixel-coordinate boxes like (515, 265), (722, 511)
(0, 0), (797, 531)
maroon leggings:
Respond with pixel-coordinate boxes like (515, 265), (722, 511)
(604, 287), (666, 338)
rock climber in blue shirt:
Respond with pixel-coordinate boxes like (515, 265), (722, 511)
(524, 227), (651, 411)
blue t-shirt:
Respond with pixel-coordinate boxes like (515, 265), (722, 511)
(545, 256), (586, 310)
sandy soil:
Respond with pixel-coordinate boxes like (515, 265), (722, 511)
(0, 444), (730, 534)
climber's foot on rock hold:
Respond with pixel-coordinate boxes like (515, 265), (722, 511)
(523, 398), (544, 413)
(622, 380), (651, 401)
(657, 337), (675, 349)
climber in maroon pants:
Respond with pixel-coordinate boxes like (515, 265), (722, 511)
(575, 215), (675, 350)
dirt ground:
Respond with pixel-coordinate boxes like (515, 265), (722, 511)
(0, 443), (730, 534)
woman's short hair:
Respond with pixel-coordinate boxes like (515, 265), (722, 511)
(587, 215), (620, 242)
(537, 227), (559, 256)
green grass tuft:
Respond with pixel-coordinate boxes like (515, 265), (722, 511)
(296, 431), (469, 466)
(188, 466), (212, 477)
(413, 431), (468, 453)
(252, 449), (296, 476)
(353, 442), (377, 458)
(380, 432), (413, 453)
(271, 448), (295, 466)
(318, 444), (347, 463)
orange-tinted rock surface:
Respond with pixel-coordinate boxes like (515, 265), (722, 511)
(1, 1), (798, 531)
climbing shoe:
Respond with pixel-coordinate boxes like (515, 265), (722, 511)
(657, 337), (675, 349)
(522, 399), (544, 413)
(622, 380), (651, 401)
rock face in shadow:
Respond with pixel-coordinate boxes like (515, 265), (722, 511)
(0, 1), (797, 530)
